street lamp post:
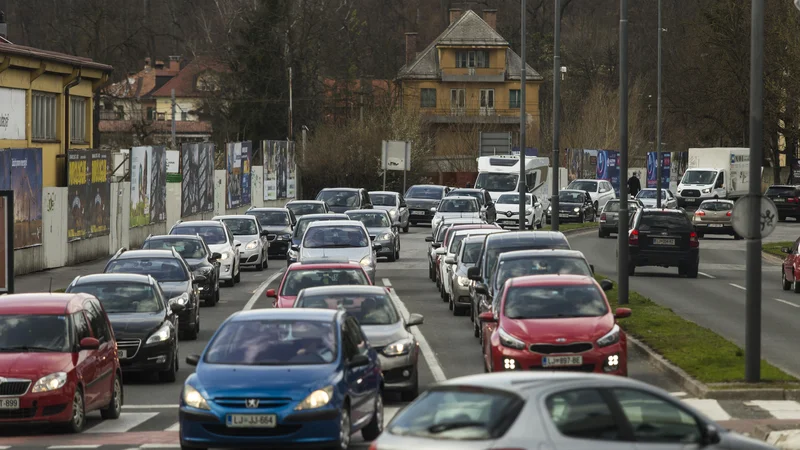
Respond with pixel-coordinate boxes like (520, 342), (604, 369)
(655, 0), (663, 208)
(551, 0), (562, 231)
(617, 0), (630, 305)
(519, 0), (528, 230)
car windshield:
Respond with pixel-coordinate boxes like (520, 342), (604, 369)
(281, 269), (370, 296)
(568, 181), (598, 192)
(287, 202), (326, 216)
(0, 315), (71, 352)
(388, 388), (523, 440)
(295, 293), (399, 325)
(485, 242), (571, 281)
(494, 257), (593, 290)
(68, 283), (161, 314)
(462, 241), (484, 264)
(370, 194), (396, 206)
(604, 201), (620, 212)
(681, 170), (717, 185)
(220, 218), (258, 235)
(171, 225), (226, 245)
(766, 186), (797, 196)
(449, 234), (471, 253)
(448, 191), (484, 205)
(293, 217), (342, 239)
(439, 199), (478, 213)
(347, 212), (390, 228)
(636, 190), (667, 199)
(497, 194), (531, 205)
(204, 319), (337, 365)
(435, 225), (452, 243)
(144, 238), (206, 259)
(248, 210), (290, 226)
(699, 201), (733, 212)
(639, 213), (692, 231)
(474, 173), (518, 192)
(317, 190), (359, 207)
(559, 191), (585, 203)
(303, 226), (368, 248)
(406, 186), (444, 200)
(106, 258), (188, 282)
(504, 285), (608, 319)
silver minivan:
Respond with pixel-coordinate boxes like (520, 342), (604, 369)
(297, 220), (379, 282)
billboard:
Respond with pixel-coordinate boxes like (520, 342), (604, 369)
(596, 150), (621, 196)
(647, 151), (671, 189)
(226, 142), (243, 209)
(0, 88), (27, 140)
(68, 149), (110, 240)
(181, 143), (215, 217)
(241, 141), (252, 205)
(263, 141), (277, 201)
(130, 146), (167, 227)
(287, 142), (296, 199)
(0, 190), (13, 293)
(10, 149), (42, 248)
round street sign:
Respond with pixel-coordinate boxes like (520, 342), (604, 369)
(731, 195), (778, 239)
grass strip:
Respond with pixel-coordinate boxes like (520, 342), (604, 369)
(763, 241), (791, 258)
(558, 222), (599, 232)
(596, 274), (796, 384)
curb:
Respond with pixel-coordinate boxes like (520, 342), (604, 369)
(758, 428), (800, 449)
(762, 251), (784, 265)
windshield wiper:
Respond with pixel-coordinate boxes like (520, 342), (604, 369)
(428, 421), (486, 434)
(0, 346), (55, 352)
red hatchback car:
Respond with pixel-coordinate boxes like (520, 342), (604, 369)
(266, 262), (373, 308)
(479, 275), (631, 375)
(0, 294), (122, 432)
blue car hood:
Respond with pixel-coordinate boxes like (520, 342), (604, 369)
(196, 363), (340, 400)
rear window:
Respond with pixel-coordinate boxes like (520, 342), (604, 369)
(287, 202), (326, 215)
(639, 213), (692, 231)
(604, 202), (619, 212)
(485, 241), (571, 280)
(407, 186), (444, 200)
(280, 269), (369, 296)
(699, 201), (733, 212)
(766, 186), (797, 196)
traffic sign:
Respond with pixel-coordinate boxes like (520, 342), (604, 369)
(731, 195), (778, 239)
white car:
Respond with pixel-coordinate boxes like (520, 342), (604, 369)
(635, 188), (678, 208)
(297, 219), (378, 282)
(438, 228), (507, 306)
(369, 190), (410, 232)
(431, 196), (482, 230)
(567, 179), (617, 211)
(494, 192), (543, 229)
(213, 214), (269, 271)
(169, 220), (241, 287)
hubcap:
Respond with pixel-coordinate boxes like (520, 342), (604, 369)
(73, 392), (84, 428)
(340, 410), (351, 449)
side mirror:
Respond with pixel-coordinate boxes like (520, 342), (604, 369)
(400, 203), (407, 208)
(600, 279), (613, 291)
(266, 289), (277, 298)
(703, 425), (722, 446)
(194, 275), (207, 283)
(475, 283), (488, 295)
(431, 243), (441, 249)
(425, 236), (434, 242)
(291, 245), (300, 251)
(211, 252), (222, 260)
(782, 247), (791, 254)
(186, 354), (200, 366)
(478, 312), (496, 322)
(467, 266), (481, 281)
(590, 264), (595, 274)
(348, 353), (370, 368)
(393, 221), (402, 228)
(615, 307), (632, 319)
(170, 302), (185, 313)
(372, 243), (382, 251)
(444, 256), (456, 265)
(407, 313), (424, 327)
(435, 247), (446, 255)
(80, 337), (100, 350)
(260, 230), (269, 236)
(534, 202), (541, 208)
(234, 240), (242, 248)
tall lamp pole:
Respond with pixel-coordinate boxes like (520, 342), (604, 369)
(551, 0), (561, 231)
(655, 0), (663, 207)
(518, 0), (528, 230)
(617, 0), (630, 305)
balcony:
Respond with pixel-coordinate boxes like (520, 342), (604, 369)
(420, 108), (521, 124)
(440, 67), (506, 83)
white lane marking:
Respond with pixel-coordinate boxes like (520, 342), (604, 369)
(670, 391), (687, 397)
(123, 404), (178, 409)
(165, 422), (181, 431)
(48, 447), (101, 449)
(775, 298), (800, 308)
(681, 399), (731, 421)
(85, 412), (158, 433)
(382, 278), (392, 287)
(746, 400), (800, 419)
(730, 283), (746, 291)
(698, 272), (716, 279)
(244, 269), (284, 310)
(140, 445), (181, 449)
(383, 279), (447, 382)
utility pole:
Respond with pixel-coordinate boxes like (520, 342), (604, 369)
(551, 0), (561, 231)
(518, 0), (527, 230)
(288, 67), (293, 141)
(617, 0), (630, 305)
(171, 88), (176, 149)
(655, 0), (662, 207)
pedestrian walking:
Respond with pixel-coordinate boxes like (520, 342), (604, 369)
(628, 172), (641, 198)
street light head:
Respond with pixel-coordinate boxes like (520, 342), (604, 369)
(795, 0), (800, 11)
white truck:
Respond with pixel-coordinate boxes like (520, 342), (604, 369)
(675, 147), (750, 207)
(474, 156), (551, 208)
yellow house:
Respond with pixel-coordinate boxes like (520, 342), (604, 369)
(0, 41), (112, 187)
(397, 9), (543, 172)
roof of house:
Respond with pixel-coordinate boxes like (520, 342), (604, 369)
(0, 42), (112, 73)
(150, 58), (227, 98)
(397, 10), (541, 82)
(104, 65), (177, 100)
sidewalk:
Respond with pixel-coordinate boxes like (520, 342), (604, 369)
(13, 257), (109, 293)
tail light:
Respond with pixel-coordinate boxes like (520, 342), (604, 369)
(689, 231), (699, 248)
(629, 229), (639, 246)
(600, 213), (607, 222)
(789, 197), (799, 203)
(695, 210), (705, 216)
(368, 443), (379, 450)
(726, 211), (732, 217)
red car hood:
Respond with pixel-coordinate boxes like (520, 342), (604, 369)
(502, 314), (616, 343)
(278, 295), (297, 308)
(0, 352), (76, 379)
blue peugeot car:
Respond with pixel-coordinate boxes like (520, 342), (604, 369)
(179, 308), (384, 449)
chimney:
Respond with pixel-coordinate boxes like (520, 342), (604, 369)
(449, 8), (462, 25)
(144, 57), (151, 69)
(154, 60), (165, 69)
(404, 32), (418, 66)
(0, 10), (7, 40)
(482, 9), (497, 30)
(168, 55), (181, 72)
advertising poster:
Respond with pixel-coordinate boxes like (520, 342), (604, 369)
(581, 150), (598, 180)
(130, 146), (166, 226)
(0, 88), (27, 140)
(10, 148), (42, 248)
(263, 140), (277, 201)
(181, 143), (215, 217)
(68, 149), (110, 240)
(90, 151), (110, 235)
(276, 141), (287, 199)
(150, 146), (166, 222)
(241, 141), (252, 205)
(646, 151), (671, 189)
(226, 142), (242, 209)
(287, 142), (296, 199)
(596, 150), (621, 196)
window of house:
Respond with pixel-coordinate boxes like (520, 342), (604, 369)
(456, 50), (489, 68)
(181, 111), (188, 121)
(450, 89), (466, 112)
(420, 88), (437, 108)
(157, 112), (166, 121)
(510, 89), (521, 108)
(70, 97), (87, 143)
(32, 92), (57, 141)
(147, 107), (155, 120)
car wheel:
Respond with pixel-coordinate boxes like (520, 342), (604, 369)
(686, 261), (699, 279)
(783, 270), (792, 291)
(403, 222), (409, 233)
(395, 242), (400, 261)
(360, 393), (383, 441)
(65, 388), (86, 433)
(627, 262), (636, 276)
(234, 263), (241, 283)
(183, 312), (198, 341)
(579, 212), (585, 223)
(159, 346), (179, 383)
(793, 278), (800, 294)
(473, 312), (480, 337)
(100, 375), (123, 420)
(387, 245), (396, 262)
(401, 370), (419, 402)
(331, 406), (351, 450)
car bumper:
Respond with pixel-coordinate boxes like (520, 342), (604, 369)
(178, 307), (197, 331)
(677, 196), (711, 207)
(497, 214), (533, 227)
(452, 282), (472, 306)
(268, 239), (291, 256)
(0, 385), (77, 425)
(239, 247), (263, 266)
(491, 343), (627, 375)
(195, 280), (216, 300)
(218, 261), (235, 280)
(179, 405), (342, 449)
(408, 209), (435, 222)
(693, 222), (735, 234)
(375, 240), (395, 257)
(378, 349), (418, 390)
(629, 248), (699, 267)
(772, 203), (800, 216)
(118, 339), (174, 372)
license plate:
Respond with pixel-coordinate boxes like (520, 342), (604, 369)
(709, 224), (723, 228)
(118, 349), (128, 359)
(559, 214), (568, 218)
(0, 398), (19, 410)
(226, 414), (277, 428)
(411, 211), (425, 216)
(774, 198), (785, 202)
(685, 198), (696, 203)
(542, 356), (583, 367)
(653, 238), (675, 245)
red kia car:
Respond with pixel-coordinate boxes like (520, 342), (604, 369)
(0, 294), (122, 432)
(479, 275), (631, 375)
(266, 262), (373, 308)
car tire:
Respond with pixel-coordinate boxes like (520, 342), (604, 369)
(627, 262), (636, 276)
(387, 247), (396, 262)
(395, 243), (400, 261)
(100, 375), (123, 420)
(213, 286), (220, 305)
(183, 314), (198, 341)
(401, 372), (419, 402)
(330, 405), (351, 450)
(234, 263), (241, 283)
(783, 270), (792, 291)
(403, 222), (409, 233)
(159, 347), (179, 383)
(473, 315), (480, 337)
(579, 212), (585, 223)
(65, 388), (86, 433)
(686, 261), (699, 279)
(598, 229), (606, 238)
(793, 278), (800, 294)
(360, 393), (383, 441)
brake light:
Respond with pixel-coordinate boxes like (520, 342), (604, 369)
(629, 229), (639, 246)
(789, 197), (797, 203)
(726, 211), (732, 217)
(690, 231), (699, 248)
(695, 210), (705, 216)
(368, 442), (379, 450)
(600, 213), (607, 222)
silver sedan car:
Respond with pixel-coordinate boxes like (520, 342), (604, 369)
(374, 372), (774, 450)
(346, 209), (401, 262)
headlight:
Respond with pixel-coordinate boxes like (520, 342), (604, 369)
(597, 324), (621, 347)
(170, 293), (189, 306)
(525, 208), (532, 214)
(278, 233), (291, 240)
(701, 188), (711, 194)
(498, 328), (525, 350)
(183, 384), (210, 410)
(32, 372), (67, 393)
(218, 251), (230, 261)
(146, 324), (171, 344)
(430, 207), (437, 212)
(359, 255), (372, 266)
(288, 248), (298, 258)
(383, 338), (413, 356)
(378, 233), (392, 241)
(573, 207), (580, 212)
(245, 240), (259, 250)
(547, 206), (552, 212)
(193, 267), (212, 278)
(295, 385), (334, 410)
(458, 276), (471, 287)
(389, 209), (398, 217)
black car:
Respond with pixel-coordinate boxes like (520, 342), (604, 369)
(104, 248), (202, 340)
(65, 273), (183, 382)
(141, 234), (221, 306)
(624, 208), (699, 278)
(285, 200), (331, 217)
(765, 185), (800, 221)
(446, 188), (497, 223)
(547, 189), (596, 223)
(287, 213), (350, 264)
(405, 184), (450, 225)
(246, 207), (296, 257)
(316, 187), (373, 213)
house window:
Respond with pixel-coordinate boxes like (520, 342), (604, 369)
(146, 107), (155, 120)
(420, 88), (436, 108)
(181, 111), (189, 121)
(509, 89), (521, 108)
(456, 50), (489, 68)
(70, 97), (87, 143)
(32, 92), (57, 141)
(450, 89), (466, 114)
(157, 112), (166, 121)
(479, 89), (495, 114)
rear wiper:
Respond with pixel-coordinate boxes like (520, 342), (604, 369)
(428, 421), (485, 434)
(0, 346), (54, 352)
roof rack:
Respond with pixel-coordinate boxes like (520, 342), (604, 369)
(111, 247), (127, 259)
